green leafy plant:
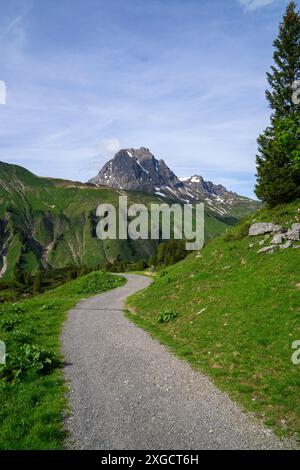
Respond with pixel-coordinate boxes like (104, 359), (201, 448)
(0, 344), (60, 382)
(158, 310), (179, 323)
(0, 316), (20, 332)
(39, 302), (60, 311)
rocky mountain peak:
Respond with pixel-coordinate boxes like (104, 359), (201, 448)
(126, 147), (153, 159)
(89, 147), (181, 193)
(182, 175), (235, 198)
(88, 147), (256, 216)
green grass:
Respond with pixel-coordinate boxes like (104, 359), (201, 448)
(127, 200), (300, 441)
(0, 271), (125, 449)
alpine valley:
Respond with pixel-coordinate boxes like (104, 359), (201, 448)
(0, 148), (259, 278)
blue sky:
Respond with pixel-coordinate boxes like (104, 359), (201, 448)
(0, 0), (295, 197)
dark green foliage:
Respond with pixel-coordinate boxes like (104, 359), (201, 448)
(105, 259), (149, 272)
(155, 240), (187, 267)
(256, 115), (300, 206)
(148, 255), (156, 267)
(105, 260), (127, 273)
(255, 2), (300, 207)
(266, 2), (300, 121)
(32, 272), (42, 294)
(0, 266), (96, 304)
(13, 266), (27, 286)
(223, 221), (251, 242)
(275, 115), (300, 169)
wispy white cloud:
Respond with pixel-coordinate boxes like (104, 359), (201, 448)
(237, 0), (278, 11)
(100, 138), (122, 158)
(0, 15), (23, 40)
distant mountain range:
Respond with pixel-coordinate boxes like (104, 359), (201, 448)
(89, 147), (258, 219)
(0, 154), (259, 278)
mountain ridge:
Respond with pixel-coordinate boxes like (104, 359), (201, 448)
(0, 160), (249, 278)
(89, 147), (259, 219)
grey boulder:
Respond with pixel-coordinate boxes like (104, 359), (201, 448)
(271, 233), (285, 244)
(286, 229), (300, 241)
(257, 245), (276, 254)
(280, 241), (293, 249)
(249, 223), (282, 236)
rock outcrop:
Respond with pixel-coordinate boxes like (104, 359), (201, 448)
(249, 223), (283, 236)
(248, 221), (300, 253)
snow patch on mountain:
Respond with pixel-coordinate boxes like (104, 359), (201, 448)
(88, 147), (258, 218)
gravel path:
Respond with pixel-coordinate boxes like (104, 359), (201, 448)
(62, 274), (291, 450)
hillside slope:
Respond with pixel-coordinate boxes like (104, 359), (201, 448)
(0, 162), (162, 277)
(0, 161), (257, 278)
(128, 200), (300, 440)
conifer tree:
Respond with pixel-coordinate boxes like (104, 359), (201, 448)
(255, 2), (300, 206)
(266, 2), (300, 120)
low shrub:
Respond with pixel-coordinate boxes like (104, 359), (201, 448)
(0, 344), (60, 382)
(158, 310), (179, 323)
(73, 272), (122, 295)
(224, 222), (251, 242)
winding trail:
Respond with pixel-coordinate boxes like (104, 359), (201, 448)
(62, 274), (290, 450)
